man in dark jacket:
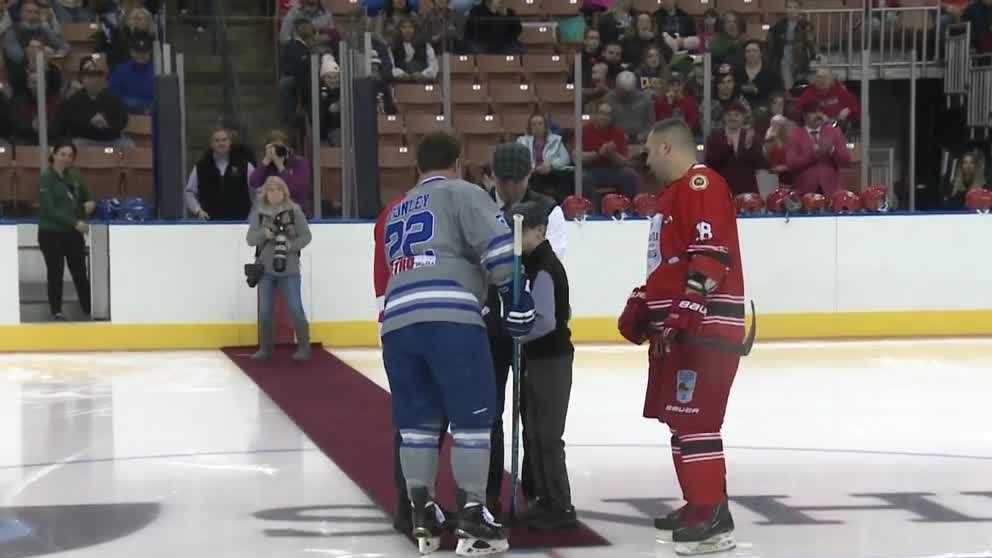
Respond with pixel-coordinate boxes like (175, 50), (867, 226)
(654, 0), (697, 44)
(964, 0), (992, 53)
(279, 17), (316, 125)
(464, 0), (522, 54)
(58, 56), (130, 147)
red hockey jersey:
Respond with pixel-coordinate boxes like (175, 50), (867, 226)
(644, 164), (745, 341)
(373, 196), (404, 320)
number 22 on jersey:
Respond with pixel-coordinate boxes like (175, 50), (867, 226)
(386, 210), (436, 260)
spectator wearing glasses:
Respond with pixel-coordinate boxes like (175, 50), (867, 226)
(58, 56), (130, 148)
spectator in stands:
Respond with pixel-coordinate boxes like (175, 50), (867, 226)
(417, 0), (466, 53)
(943, 150), (988, 207)
(97, 6), (156, 69)
(247, 176), (313, 362)
(391, 18), (438, 82)
(581, 61), (610, 111)
(735, 40), (783, 108)
(964, 0), (992, 53)
(786, 100), (851, 195)
(600, 41), (624, 84)
(621, 13), (671, 68)
(108, 33), (153, 114)
(10, 0), (62, 32)
(369, 48), (399, 114)
(654, 72), (699, 135)
(38, 139), (93, 321)
(693, 8), (719, 55)
(576, 101), (640, 208)
(517, 113), (573, 202)
(464, 0), (522, 54)
(704, 101), (763, 195)
(8, 37), (62, 99)
(280, 0), (333, 44)
(637, 46), (668, 93)
(185, 127), (256, 221)
(318, 52), (342, 145)
(654, 0), (698, 52)
(764, 114), (794, 186)
(570, 29), (602, 91)
(710, 11), (745, 66)
(711, 64), (750, 130)
(59, 55), (130, 147)
(280, 18), (316, 126)
(53, 0), (94, 23)
(4, 0), (68, 66)
(250, 129), (313, 217)
(375, 0), (418, 44)
(0, 0), (12, 38)
(797, 68), (860, 127)
(11, 70), (60, 143)
(605, 70), (655, 144)
(768, 0), (816, 90)
(597, 0), (633, 45)
(0, 86), (14, 143)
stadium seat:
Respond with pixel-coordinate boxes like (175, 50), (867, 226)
(548, 109), (581, 131)
(763, 0), (788, 16)
(405, 112), (450, 147)
(537, 81), (576, 114)
(378, 113), (406, 147)
(378, 146), (417, 203)
(451, 81), (490, 112)
(633, 0), (663, 13)
(680, 0), (714, 16)
(324, 0), (361, 16)
(747, 21), (770, 41)
(77, 146), (123, 200)
(477, 55), (524, 84)
(14, 146), (43, 207)
(393, 83), (443, 114)
(464, 141), (499, 169)
(0, 145), (12, 207)
(501, 111), (532, 136)
(319, 146), (343, 210)
(490, 82), (537, 113)
(506, 0), (544, 17)
(126, 114), (153, 148)
(455, 113), (503, 141)
(121, 147), (153, 200)
(446, 54), (478, 85)
(62, 22), (99, 52)
(523, 54), (570, 87)
(544, 0), (581, 16)
(520, 25), (558, 52)
(723, 0), (762, 15)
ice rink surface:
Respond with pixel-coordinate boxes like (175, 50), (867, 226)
(2, 339), (992, 558)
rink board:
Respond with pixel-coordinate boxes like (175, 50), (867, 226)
(2, 215), (992, 350)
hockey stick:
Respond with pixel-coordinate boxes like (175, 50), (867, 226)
(509, 213), (524, 519)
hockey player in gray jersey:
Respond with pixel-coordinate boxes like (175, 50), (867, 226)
(380, 131), (536, 556)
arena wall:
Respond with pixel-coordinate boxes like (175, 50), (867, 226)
(1, 215), (992, 351)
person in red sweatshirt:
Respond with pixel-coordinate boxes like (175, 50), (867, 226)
(796, 68), (860, 128)
(654, 72), (700, 136)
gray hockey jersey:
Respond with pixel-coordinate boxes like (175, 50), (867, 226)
(380, 176), (514, 336)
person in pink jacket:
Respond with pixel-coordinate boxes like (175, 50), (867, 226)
(785, 100), (851, 196)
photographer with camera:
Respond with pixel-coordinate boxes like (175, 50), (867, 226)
(246, 176), (313, 361)
(249, 129), (313, 217)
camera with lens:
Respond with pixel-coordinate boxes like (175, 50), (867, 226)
(271, 209), (295, 273)
(273, 144), (289, 159)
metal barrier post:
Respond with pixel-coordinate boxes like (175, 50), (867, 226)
(36, 49), (47, 172)
(860, 48), (870, 189)
(703, 53), (712, 139)
(442, 52), (452, 124)
(163, 43), (172, 75)
(573, 54), (582, 198)
(909, 49), (917, 211)
(177, 53), (187, 182)
(310, 53), (322, 219)
(340, 41), (353, 218)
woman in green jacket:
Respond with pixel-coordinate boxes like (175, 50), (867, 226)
(38, 140), (94, 321)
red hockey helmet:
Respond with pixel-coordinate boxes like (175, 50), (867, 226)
(830, 189), (862, 214)
(965, 188), (992, 212)
(734, 192), (764, 216)
(561, 195), (593, 220)
(633, 193), (657, 218)
(860, 185), (889, 212)
(602, 193), (632, 219)
(765, 188), (801, 214)
(801, 192), (828, 214)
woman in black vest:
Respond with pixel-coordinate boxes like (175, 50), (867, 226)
(390, 18), (438, 82)
(184, 127), (256, 220)
(510, 200), (576, 531)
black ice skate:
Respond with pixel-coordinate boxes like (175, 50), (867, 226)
(454, 491), (509, 556)
(672, 500), (736, 556)
(409, 488), (446, 555)
(654, 503), (689, 531)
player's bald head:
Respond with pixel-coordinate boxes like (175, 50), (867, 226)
(648, 118), (695, 151)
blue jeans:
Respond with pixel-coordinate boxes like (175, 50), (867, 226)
(258, 273), (310, 347)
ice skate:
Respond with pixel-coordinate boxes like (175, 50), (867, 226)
(409, 488), (445, 555)
(672, 500), (735, 556)
(654, 503), (689, 531)
(454, 500), (509, 556)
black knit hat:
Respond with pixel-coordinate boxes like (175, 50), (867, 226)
(508, 200), (550, 230)
(491, 142), (533, 182)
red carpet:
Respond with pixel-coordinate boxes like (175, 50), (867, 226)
(223, 344), (610, 550)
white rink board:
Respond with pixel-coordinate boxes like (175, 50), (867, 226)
(0, 224), (18, 325)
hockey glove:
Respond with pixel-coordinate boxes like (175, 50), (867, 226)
(618, 286), (650, 345)
(652, 292), (707, 357)
(499, 284), (536, 338)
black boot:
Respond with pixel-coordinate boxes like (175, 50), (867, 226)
(410, 487), (446, 555)
(393, 492), (413, 534)
(454, 490), (509, 556)
(654, 503), (689, 531)
(672, 500), (736, 556)
(528, 505), (578, 531)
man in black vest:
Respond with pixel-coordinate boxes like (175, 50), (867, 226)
(184, 128), (256, 220)
(507, 200), (576, 530)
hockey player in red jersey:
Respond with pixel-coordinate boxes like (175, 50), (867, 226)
(618, 118), (747, 555)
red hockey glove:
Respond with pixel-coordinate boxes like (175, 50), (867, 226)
(651, 292), (707, 357)
(618, 286), (650, 344)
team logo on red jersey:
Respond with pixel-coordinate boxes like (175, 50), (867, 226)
(690, 175), (709, 191)
(676, 369), (697, 403)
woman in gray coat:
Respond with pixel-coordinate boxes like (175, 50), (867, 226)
(247, 176), (313, 361)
